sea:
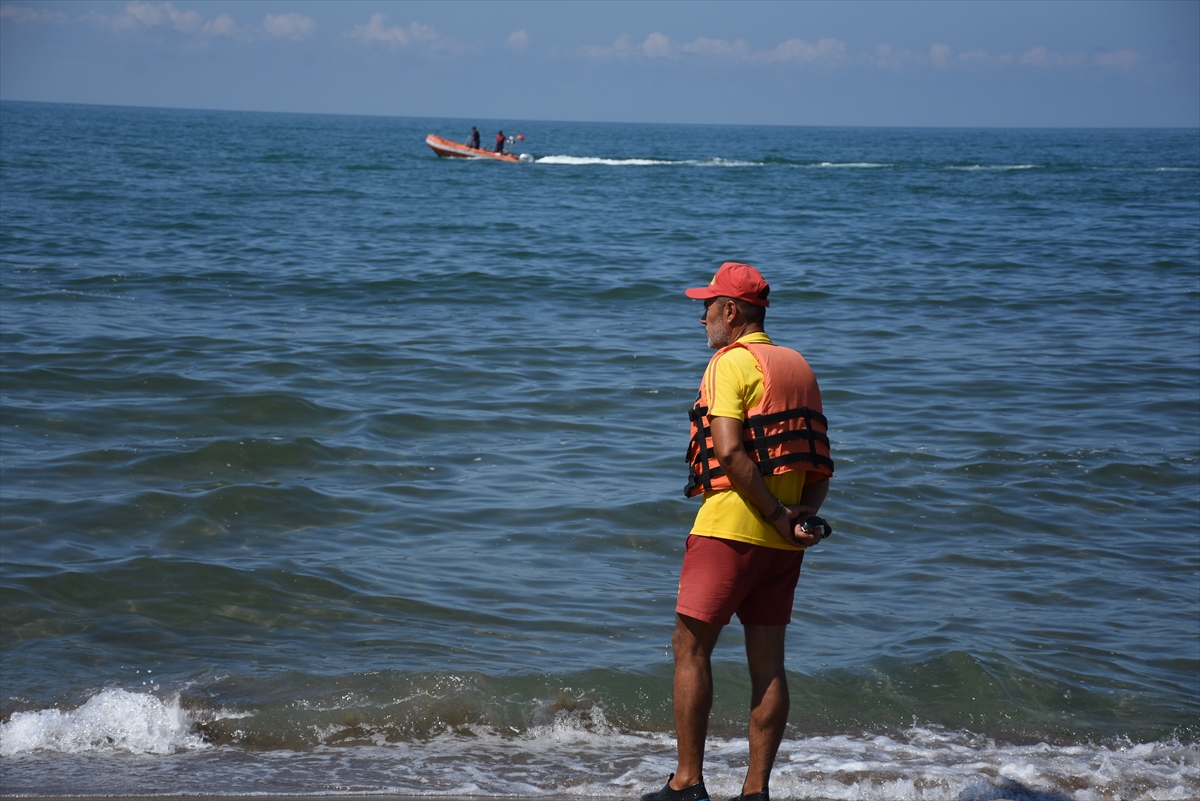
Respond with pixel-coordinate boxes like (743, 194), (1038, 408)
(1, 100), (1197, 800)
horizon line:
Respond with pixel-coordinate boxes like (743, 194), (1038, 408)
(3, 98), (1197, 132)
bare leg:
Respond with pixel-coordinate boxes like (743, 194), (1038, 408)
(740, 624), (789, 797)
(669, 613), (723, 790)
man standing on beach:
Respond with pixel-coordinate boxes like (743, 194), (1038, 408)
(643, 262), (834, 801)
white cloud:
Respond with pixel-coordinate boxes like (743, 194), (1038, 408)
(169, 7), (200, 32)
(123, 1), (163, 27)
(580, 32), (633, 60)
(1094, 49), (1139, 70)
(642, 32), (672, 58)
(870, 43), (1126, 72)
(0, 4), (67, 23)
(119, 1), (199, 32)
(1018, 46), (1052, 66)
(681, 37), (752, 58)
(347, 13), (437, 46)
(584, 32), (845, 66)
(506, 29), (529, 51)
(203, 13), (234, 37)
(263, 12), (314, 41)
(1018, 46), (1086, 68)
(930, 43), (951, 69)
(763, 37), (846, 65)
(581, 31), (1139, 74)
(87, 2), (240, 37)
(958, 49), (992, 65)
(868, 43), (924, 70)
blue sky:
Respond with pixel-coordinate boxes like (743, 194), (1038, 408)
(1, 0), (1197, 127)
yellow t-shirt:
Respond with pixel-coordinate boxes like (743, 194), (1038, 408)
(689, 332), (806, 551)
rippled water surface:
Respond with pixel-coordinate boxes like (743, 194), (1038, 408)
(1, 101), (1198, 798)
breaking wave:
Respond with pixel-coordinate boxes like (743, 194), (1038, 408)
(2, 687), (1196, 799)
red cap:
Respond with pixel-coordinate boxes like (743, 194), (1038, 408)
(684, 262), (771, 307)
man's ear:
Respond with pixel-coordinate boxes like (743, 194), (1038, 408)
(723, 299), (741, 325)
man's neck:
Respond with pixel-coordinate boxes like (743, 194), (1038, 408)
(728, 324), (765, 343)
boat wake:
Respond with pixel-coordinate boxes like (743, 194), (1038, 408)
(532, 155), (901, 168)
(535, 155), (760, 167)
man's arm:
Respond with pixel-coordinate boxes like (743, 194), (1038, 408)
(710, 415), (826, 548)
(797, 477), (828, 521)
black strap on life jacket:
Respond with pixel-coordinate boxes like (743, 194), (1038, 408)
(685, 404), (833, 497)
(684, 404), (715, 497)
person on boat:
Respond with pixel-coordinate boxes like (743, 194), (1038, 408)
(468, 127), (480, 149)
(641, 262), (834, 801)
(495, 131), (506, 153)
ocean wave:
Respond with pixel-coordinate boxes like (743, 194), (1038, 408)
(0, 688), (208, 756)
(2, 687), (1195, 798)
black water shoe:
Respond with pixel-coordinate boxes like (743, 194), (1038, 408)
(728, 791), (769, 801)
(640, 773), (709, 801)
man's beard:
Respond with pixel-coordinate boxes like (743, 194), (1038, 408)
(707, 318), (731, 349)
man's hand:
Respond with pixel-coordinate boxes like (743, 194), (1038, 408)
(784, 478), (830, 548)
(772, 506), (823, 548)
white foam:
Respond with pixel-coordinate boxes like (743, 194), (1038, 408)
(761, 729), (1200, 801)
(3, 697), (1196, 799)
(284, 710), (1198, 800)
(947, 164), (1038, 170)
(379, 719), (1200, 800)
(533, 155), (759, 167)
(814, 162), (892, 168)
(0, 688), (209, 756)
(535, 155), (673, 166)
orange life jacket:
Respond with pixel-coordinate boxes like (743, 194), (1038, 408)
(685, 341), (833, 498)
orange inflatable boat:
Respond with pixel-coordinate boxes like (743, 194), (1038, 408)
(425, 134), (532, 163)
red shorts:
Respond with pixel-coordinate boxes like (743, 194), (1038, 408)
(676, 535), (804, 626)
